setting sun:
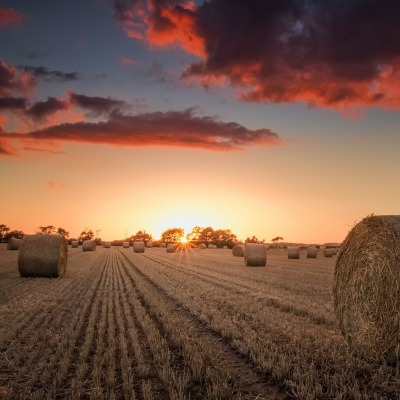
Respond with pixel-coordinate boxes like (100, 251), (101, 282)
(180, 237), (188, 243)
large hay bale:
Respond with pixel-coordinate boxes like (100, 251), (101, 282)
(166, 243), (178, 253)
(160, 243), (167, 248)
(103, 241), (111, 248)
(82, 240), (96, 251)
(244, 243), (266, 267)
(324, 248), (336, 257)
(133, 241), (145, 253)
(146, 242), (153, 248)
(232, 245), (245, 257)
(333, 215), (400, 361)
(287, 246), (300, 259)
(307, 247), (318, 258)
(7, 238), (21, 250)
(18, 234), (67, 278)
(71, 241), (79, 248)
(122, 241), (129, 248)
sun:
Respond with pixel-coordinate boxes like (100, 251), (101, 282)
(180, 237), (188, 243)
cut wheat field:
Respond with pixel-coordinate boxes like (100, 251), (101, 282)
(0, 244), (399, 400)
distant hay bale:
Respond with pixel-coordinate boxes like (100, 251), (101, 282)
(333, 215), (400, 361)
(18, 234), (67, 278)
(244, 243), (266, 267)
(307, 247), (318, 258)
(122, 241), (129, 248)
(71, 241), (79, 248)
(324, 248), (336, 257)
(166, 243), (178, 253)
(232, 245), (245, 257)
(146, 242), (153, 248)
(287, 246), (300, 259)
(198, 243), (206, 249)
(7, 238), (21, 250)
(103, 241), (111, 248)
(160, 243), (167, 248)
(133, 241), (145, 253)
(82, 240), (96, 251)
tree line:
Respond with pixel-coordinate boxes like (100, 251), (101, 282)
(0, 224), (280, 248)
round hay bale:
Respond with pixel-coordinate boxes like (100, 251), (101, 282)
(244, 243), (266, 267)
(166, 243), (178, 253)
(333, 215), (400, 361)
(198, 243), (206, 249)
(133, 241), (145, 253)
(103, 241), (111, 248)
(71, 241), (79, 248)
(307, 247), (318, 258)
(122, 241), (129, 248)
(232, 245), (245, 257)
(324, 248), (336, 257)
(82, 240), (96, 251)
(146, 242), (153, 248)
(160, 243), (167, 248)
(7, 238), (21, 250)
(287, 246), (300, 259)
(18, 234), (67, 278)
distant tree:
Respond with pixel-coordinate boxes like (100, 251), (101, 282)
(79, 228), (95, 242)
(130, 230), (153, 244)
(37, 225), (56, 234)
(57, 227), (69, 237)
(245, 235), (264, 244)
(271, 236), (283, 248)
(5, 230), (25, 240)
(161, 228), (184, 243)
(198, 227), (215, 244)
(213, 229), (238, 248)
(0, 224), (10, 242)
(186, 226), (204, 242)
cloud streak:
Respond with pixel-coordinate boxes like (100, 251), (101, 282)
(114, 0), (400, 109)
(1, 108), (281, 153)
(18, 65), (79, 82)
(0, 7), (23, 28)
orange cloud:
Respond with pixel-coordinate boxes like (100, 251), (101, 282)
(0, 8), (23, 28)
(121, 57), (138, 66)
(1, 108), (281, 154)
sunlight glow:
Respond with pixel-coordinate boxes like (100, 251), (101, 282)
(180, 237), (188, 243)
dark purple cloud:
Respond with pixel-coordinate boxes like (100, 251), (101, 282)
(69, 92), (129, 116)
(0, 59), (36, 96)
(18, 65), (79, 82)
(25, 97), (68, 120)
(115, 0), (400, 109)
(3, 108), (281, 152)
(0, 96), (26, 110)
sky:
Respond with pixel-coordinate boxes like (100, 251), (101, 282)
(1, 0), (400, 243)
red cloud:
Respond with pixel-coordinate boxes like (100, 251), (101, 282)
(1, 108), (281, 153)
(121, 57), (138, 66)
(115, 0), (400, 109)
(0, 8), (23, 28)
(0, 59), (36, 97)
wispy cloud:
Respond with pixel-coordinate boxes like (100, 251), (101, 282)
(114, 0), (400, 109)
(1, 107), (281, 153)
(18, 65), (79, 82)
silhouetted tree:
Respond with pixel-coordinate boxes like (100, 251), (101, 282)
(79, 228), (94, 242)
(130, 230), (153, 244)
(161, 228), (184, 243)
(271, 236), (283, 248)
(5, 230), (25, 240)
(37, 225), (56, 234)
(198, 227), (215, 244)
(57, 227), (69, 237)
(0, 224), (10, 242)
(213, 229), (238, 248)
(186, 226), (204, 242)
(245, 235), (264, 244)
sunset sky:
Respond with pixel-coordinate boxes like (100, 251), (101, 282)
(1, 0), (400, 243)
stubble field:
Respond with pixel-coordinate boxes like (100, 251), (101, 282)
(0, 244), (399, 400)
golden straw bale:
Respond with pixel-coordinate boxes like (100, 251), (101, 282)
(333, 215), (400, 361)
(71, 241), (79, 248)
(103, 242), (111, 248)
(18, 234), (67, 278)
(166, 243), (178, 253)
(7, 238), (21, 250)
(244, 243), (266, 267)
(232, 245), (245, 257)
(307, 247), (318, 258)
(287, 246), (300, 259)
(146, 242), (153, 248)
(133, 241), (145, 253)
(198, 243), (206, 249)
(82, 240), (96, 251)
(324, 248), (336, 257)
(122, 241), (129, 248)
